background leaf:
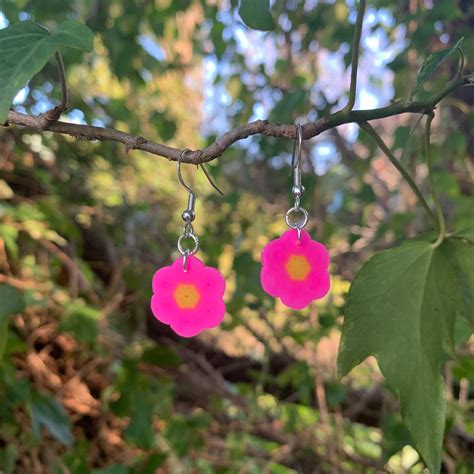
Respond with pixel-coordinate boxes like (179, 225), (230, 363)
(92, 465), (129, 474)
(123, 391), (155, 449)
(448, 238), (474, 326)
(451, 226), (474, 244)
(0, 284), (25, 321)
(30, 393), (73, 447)
(0, 20), (93, 122)
(0, 284), (25, 364)
(238, 0), (275, 31)
(410, 37), (463, 99)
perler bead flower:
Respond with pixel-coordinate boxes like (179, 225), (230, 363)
(260, 229), (330, 310)
(151, 255), (226, 337)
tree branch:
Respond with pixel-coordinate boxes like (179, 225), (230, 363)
(343, 0), (366, 113)
(3, 75), (470, 165)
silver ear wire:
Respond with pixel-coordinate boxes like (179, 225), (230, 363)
(177, 150), (198, 271)
(199, 163), (224, 196)
(290, 124), (305, 201)
(176, 149), (224, 271)
(286, 123), (309, 242)
(178, 150), (196, 223)
(291, 123), (303, 171)
(177, 149), (195, 194)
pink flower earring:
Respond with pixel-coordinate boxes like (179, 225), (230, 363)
(260, 124), (330, 310)
(151, 150), (226, 337)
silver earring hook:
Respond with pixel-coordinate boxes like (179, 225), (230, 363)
(290, 123), (303, 173)
(178, 149), (195, 196)
(176, 149), (223, 271)
(178, 149), (197, 226)
(177, 149), (197, 272)
(199, 163), (224, 196)
(290, 124), (305, 207)
(286, 124), (307, 242)
(178, 149), (224, 196)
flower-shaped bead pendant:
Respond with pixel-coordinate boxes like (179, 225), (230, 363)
(260, 229), (330, 310)
(151, 256), (226, 337)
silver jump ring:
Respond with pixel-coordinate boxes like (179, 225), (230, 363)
(177, 233), (199, 256)
(294, 195), (301, 210)
(183, 222), (194, 235)
(285, 206), (309, 230)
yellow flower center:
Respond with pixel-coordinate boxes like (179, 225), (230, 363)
(285, 255), (311, 281)
(173, 284), (200, 309)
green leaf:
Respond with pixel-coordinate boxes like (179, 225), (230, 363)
(269, 90), (309, 124)
(164, 414), (207, 456)
(153, 113), (177, 141)
(135, 453), (167, 474)
(451, 226), (474, 244)
(0, 284), (25, 364)
(30, 392), (73, 446)
(0, 444), (17, 474)
(381, 414), (412, 462)
(92, 465), (129, 474)
(448, 238), (474, 326)
(337, 239), (471, 473)
(448, 227), (474, 326)
(141, 345), (181, 369)
(59, 300), (99, 345)
(0, 224), (19, 259)
(124, 390), (155, 449)
(410, 37), (463, 100)
(59, 439), (90, 474)
(238, 0), (275, 31)
(0, 284), (25, 321)
(0, 20), (93, 123)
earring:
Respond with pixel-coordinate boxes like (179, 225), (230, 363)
(151, 150), (226, 337)
(260, 124), (330, 310)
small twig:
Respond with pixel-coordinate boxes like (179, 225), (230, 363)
(399, 113), (424, 163)
(0, 274), (49, 291)
(425, 113), (446, 247)
(344, 382), (382, 420)
(455, 46), (465, 81)
(39, 239), (100, 303)
(55, 52), (69, 113)
(359, 122), (438, 229)
(42, 52), (69, 123)
(315, 371), (338, 473)
(309, 311), (338, 473)
(459, 378), (469, 405)
(343, 0), (366, 113)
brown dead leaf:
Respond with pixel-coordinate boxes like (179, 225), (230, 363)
(26, 352), (62, 391)
(62, 377), (100, 416)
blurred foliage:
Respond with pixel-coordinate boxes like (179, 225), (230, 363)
(0, 0), (473, 473)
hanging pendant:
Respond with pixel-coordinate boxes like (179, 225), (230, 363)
(151, 255), (226, 337)
(151, 150), (226, 337)
(260, 228), (330, 310)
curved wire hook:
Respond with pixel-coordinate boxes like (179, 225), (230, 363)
(178, 149), (195, 196)
(290, 123), (303, 173)
(178, 149), (224, 196)
(199, 163), (224, 196)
